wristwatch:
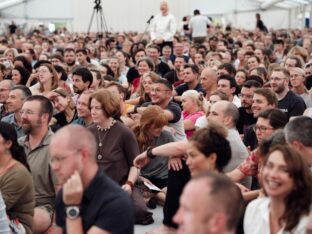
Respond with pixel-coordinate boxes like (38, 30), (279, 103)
(66, 206), (80, 220)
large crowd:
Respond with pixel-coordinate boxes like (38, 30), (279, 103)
(0, 1), (311, 234)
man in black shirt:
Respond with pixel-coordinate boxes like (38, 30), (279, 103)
(270, 67), (306, 120)
(164, 56), (185, 85)
(243, 88), (278, 150)
(256, 13), (268, 33)
(52, 125), (134, 234)
(236, 80), (261, 134)
(147, 44), (171, 77)
(173, 64), (204, 102)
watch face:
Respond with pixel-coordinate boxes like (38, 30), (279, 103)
(66, 206), (80, 219)
(69, 208), (78, 216)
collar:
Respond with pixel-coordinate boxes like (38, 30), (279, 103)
(84, 169), (103, 201)
(22, 128), (53, 151)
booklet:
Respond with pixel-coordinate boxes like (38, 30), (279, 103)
(144, 182), (161, 192)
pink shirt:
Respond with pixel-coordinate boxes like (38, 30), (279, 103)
(182, 111), (205, 138)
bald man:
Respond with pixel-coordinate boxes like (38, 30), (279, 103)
(174, 172), (244, 234)
(200, 67), (217, 98)
(51, 125), (134, 234)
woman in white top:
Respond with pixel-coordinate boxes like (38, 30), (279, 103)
(244, 144), (312, 234)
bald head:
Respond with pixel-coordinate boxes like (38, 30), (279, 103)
(209, 100), (239, 128)
(51, 125), (97, 162)
(201, 68), (217, 78)
(160, 1), (169, 15)
(200, 68), (218, 91)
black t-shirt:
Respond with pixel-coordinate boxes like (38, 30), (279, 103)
(243, 124), (258, 151)
(126, 67), (140, 84)
(155, 61), (171, 77)
(164, 70), (179, 85)
(142, 101), (181, 123)
(51, 110), (78, 132)
(237, 107), (257, 134)
(55, 170), (134, 234)
(278, 90), (306, 120)
(175, 83), (205, 96)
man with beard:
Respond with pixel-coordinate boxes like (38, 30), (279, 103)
(71, 67), (93, 104)
(270, 67), (306, 120)
(19, 95), (57, 234)
(64, 48), (77, 73)
(236, 80), (261, 134)
(243, 88), (278, 150)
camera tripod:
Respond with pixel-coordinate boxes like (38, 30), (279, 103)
(87, 0), (108, 37)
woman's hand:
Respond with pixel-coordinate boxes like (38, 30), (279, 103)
(133, 152), (150, 169)
(26, 73), (38, 87)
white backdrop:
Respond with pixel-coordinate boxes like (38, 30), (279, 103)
(0, 0), (309, 32)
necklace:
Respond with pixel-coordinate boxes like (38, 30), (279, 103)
(96, 119), (116, 160)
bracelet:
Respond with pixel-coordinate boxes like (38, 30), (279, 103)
(146, 146), (156, 159)
(126, 180), (134, 190)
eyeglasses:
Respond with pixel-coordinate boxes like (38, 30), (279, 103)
(20, 109), (40, 116)
(50, 149), (80, 165)
(270, 77), (286, 82)
(253, 125), (274, 133)
(151, 88), (171, 93)
(290, 74), (303, 79)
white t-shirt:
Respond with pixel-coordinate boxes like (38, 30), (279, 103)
(150, 13), (177, 42)
(189, 15), (211, 37)
(244, 197), (310, 234)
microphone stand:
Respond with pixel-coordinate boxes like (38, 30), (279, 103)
(139, 16), (154, 42)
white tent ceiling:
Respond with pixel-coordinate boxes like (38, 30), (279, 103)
(0, 0), (311, 32)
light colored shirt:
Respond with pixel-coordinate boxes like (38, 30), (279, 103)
(233, 95), (241, 108)
(244, 197), (310, 234)
(0, 193), (10, 233)
(150, 13), (177, 42)
(189, 15), (211, 37)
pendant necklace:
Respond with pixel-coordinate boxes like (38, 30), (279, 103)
(96, 119), (116, 160)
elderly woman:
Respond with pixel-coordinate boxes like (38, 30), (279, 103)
(88, 88), (153, 225)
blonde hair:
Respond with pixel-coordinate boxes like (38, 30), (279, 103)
(181, 90), (208, 113)
(137, 71), (161, 99)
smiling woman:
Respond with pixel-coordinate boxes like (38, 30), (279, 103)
(244, 145), (312, 234)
